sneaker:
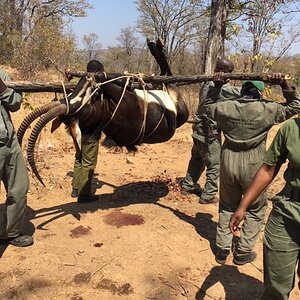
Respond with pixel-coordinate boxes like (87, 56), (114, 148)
(71, 188), (79, 198)
(181, 187), (202, 197)
(215, 248), (230, 264)
(233, 250), (257, 265)
(3, 235), (34, 247)
(199, 197), (218, 204)
(77, 194), (99, 203)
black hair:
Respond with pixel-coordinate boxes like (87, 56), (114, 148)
(241, 82), (262, 99)
(86, 60), (104, 72)
(215, 58), (234, 73)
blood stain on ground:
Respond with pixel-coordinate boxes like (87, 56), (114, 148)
(103, 210), (145, 228)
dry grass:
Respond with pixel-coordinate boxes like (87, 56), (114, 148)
(1, 64), (66, 82)
(179, 84), (199, 116)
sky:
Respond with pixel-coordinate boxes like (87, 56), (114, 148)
(70, 0), (300, 55)
(71, 0), (140, 49)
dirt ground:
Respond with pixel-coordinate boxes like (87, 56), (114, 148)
(0, 93), (300, 300)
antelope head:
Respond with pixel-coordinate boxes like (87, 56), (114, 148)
(17, 74), (95, 186)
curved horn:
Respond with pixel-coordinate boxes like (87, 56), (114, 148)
(27, 104), (67, 186)
(17, 101), (61, 146)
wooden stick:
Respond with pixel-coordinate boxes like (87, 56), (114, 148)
(5, 81), (77, 93)
(66, 71), (292, 85)
(5, 72), (292, 93)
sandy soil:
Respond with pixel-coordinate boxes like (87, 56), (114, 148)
(0, 95), (299, 300)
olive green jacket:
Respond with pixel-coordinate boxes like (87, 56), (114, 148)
(264, 118), (300, 224)
(0, 69), (22, 145)
(192, 82), (241, 143)
(204, 85), (300, 150)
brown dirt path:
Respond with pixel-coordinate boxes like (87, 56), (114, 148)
(0, 104), (299, 299)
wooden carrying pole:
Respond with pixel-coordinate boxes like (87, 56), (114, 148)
(4, 72), (291, 93)
(66, 71), (292, 85)
(5, 81), (77, 93)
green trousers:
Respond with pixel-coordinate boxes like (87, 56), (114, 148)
(216, 144), (267, 252)
(261, 195), (300, 299)
(72, 139), (99, 196)
(0, 136), (29, 238)
(181, 137), (221, 200)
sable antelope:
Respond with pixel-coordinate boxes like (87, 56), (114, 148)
(17, 39), (189, 185)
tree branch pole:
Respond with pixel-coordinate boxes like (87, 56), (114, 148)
(5, 81), (77, 93)
(66, 71), (291, 85)
(4, 72), (291, 93)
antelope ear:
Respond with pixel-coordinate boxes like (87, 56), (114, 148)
(51, 117), (63, 133)
(69, 121), (82, 152)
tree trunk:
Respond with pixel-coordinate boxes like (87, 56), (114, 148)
(204, 0), (227, 74)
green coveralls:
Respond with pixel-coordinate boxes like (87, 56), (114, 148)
(205, 85), (300, 253)
(72, 132), (99, 196)
(0, 69), (29, 238)
(181, 82), (240, 201)
(261, 118), (300, 300)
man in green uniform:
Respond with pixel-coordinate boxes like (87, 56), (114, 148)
(205, 72), (300, 265)
(180, 58), (241, 204)
(71, 60), (104, 203)
(230, 118), (300, 299)
(0, 68), (33, 247)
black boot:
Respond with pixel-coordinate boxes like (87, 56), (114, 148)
(233, 250), (257, 265)
(215, 248), (230, 264)
(1, 234), (34, 247)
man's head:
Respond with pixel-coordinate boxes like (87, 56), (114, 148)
(215, 58), (235, 73)
(241, 80), (265, 99)
(86, 60), (104, 73)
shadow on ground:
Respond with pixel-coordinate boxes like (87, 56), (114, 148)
(29, 179), (169, 230)
(196, 265), (263, 300)
(156, 202), (217, 253)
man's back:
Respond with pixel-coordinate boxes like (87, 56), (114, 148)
(205, 83), (300, 150)
(213, 98), (280, 147)
(197, 82), (240, 116)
